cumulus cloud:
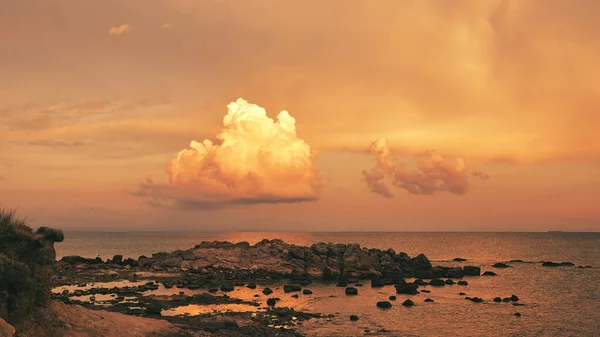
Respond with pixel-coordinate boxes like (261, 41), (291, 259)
(108, 24), (131, 35)
(362, 138), (483, 198)
(135, 98), (322, 210)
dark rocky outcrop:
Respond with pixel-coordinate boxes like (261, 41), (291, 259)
(463, 266), (481, 276)
(0, 209), (64, 329)
(58, 239), (446, 283)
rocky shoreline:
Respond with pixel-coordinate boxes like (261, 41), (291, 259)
(3, 211), (592, 336)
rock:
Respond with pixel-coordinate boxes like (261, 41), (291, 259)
(445, 279), (455, 285)
(376, 301), (392, 309)
(482, 271), (497, 276)
(446, 267), (464, 278)
(510, 259), (524, 263)
(493, 263), (510, 268)
(350, 315), (359, 321)
(459, 292), (466, 296)
(424, 298), (434, 302)
(262, 287), (273, 295)
(208, 287), (218, 293)
(371, 276), (384, 288)
(457, 280), (468, 286)
(220, 281), (234, 292)
(421, 289), (431, 293)
(502, 297), (511, 302)
(289, 247), (305, 260)
(560, 262), (574, 266)
(247, 282), (257, 289)
(429, 279), (445, 286)
(494, 297), (502, 302)
(395, 283), (419, 294)
(303, 289), (313, 295)
(463, 266), (481, 276)
(402, 299), (415, 307)
(144, 302), (162, 315)
(414, 279), (428, 286)
(283, 284), (301, 293)
(542, 261), (561, 267)
(466, 297), (483, 303)
(514, 312), (521, 317)
(266, 298), (277, 307)
(510, 295), (520, 301)
(312, 243), (329, 255)
(0, 318), (15, 337)
(111, 255), (123, 264)
(453, 258), (467, 262)
(412, 254), (432, 269)
(291, 294), (299, 298)
(389, 296), (396, 301)
(345, 287), (358, 295)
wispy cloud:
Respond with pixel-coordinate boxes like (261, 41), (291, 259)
(22, 140), (88, 147)
(108, 24), (131, 35)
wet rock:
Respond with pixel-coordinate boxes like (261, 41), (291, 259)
(429, 279), (445, 286)
(542, 261), (561, 267)
(560, 262), (574, 266)
(424, 298), (434, 302)
(144, 302), (162, 315)
(459, 292), (466, 296)
(453, 258), (467, 262)
(414, 279), (428, 286)
(457, 280), (468, 286)
(493, 263), (510, 268)
(402, 299), (415, 307)
(421, 289), (431, 293)
(302, 289), (313, 295)
(514, 312), (521, 317)
(395, 283), (419, 294)
(220, 281), (234, 292)
(111, 255), (123, 264)
(389, 296), (396, 301)
(350, 315), (359, 321)
(466, 297), (483, 303)
(283, 284), (301, 293)
(208, 287), (219, 293)
(246, 282), (257, 289)
(510, 259), (524, 263)
(494, 297), (502, 302)
(262, 287), (273, 295)
(412, 254), (432, 269)
(482, 271), (497, 276)
(291, 294), (299, 298)
(376, 301), (392, 309)
(445, 279), (455, 285)
(510, 295), (520, 301)
(446, 267), (464, 278)
(463, 266), (481, 276)
(266, 298), (277, 306)
(371, 276), (384, 288)
(502, 297), (511, 302)
(345, 287), (358, 295)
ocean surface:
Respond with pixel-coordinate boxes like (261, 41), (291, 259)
(54, 232), (600, 337)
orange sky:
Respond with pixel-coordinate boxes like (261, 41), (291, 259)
(1, 0), (599, 231)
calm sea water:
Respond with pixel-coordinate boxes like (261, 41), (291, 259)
(55, 232), (600, 336)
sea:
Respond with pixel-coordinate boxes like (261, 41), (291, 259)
(54, 232), (600, 337)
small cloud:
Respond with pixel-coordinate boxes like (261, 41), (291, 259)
(362, 138), (474, 197)
(161, 23), (172, 29)
(109, 24), (131, 35)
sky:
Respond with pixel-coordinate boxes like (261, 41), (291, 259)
(1, 0), (599, 231)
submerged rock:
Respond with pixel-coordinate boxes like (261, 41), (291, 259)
(493, 263), (510, 268)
